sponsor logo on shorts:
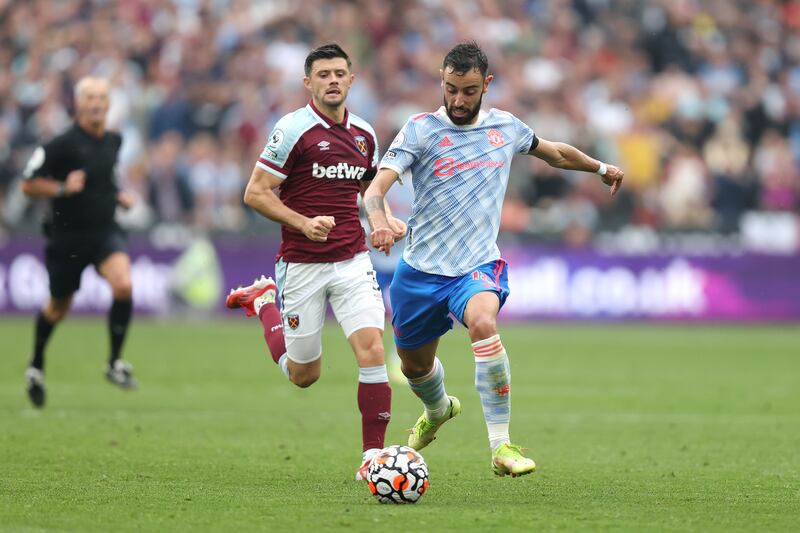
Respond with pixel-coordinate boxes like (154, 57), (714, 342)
(472, 270), (499, 289)
(287, 314), (300, 329)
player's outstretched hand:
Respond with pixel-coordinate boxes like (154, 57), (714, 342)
(303, 216), (335, 242)
(117, 190), (136, 210)
(371, 227), (395, 255)
(602, 165), (624, 196)
(387, 216), (407, 241)
(65, 169), (86, 195)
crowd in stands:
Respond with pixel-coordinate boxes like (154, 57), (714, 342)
(1, 0), (798, 247)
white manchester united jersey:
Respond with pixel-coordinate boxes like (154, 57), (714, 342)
(379, 106), (535, 276)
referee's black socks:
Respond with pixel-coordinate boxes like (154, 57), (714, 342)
(30, 311), (56, 371)
(108, 299), (132, 365)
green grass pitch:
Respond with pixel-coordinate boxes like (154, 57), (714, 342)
(1, 318), (798, 531)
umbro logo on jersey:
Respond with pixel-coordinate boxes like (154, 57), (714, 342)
(438, 136), (453, 148)
(317, 140), (330, 151)
(312, 162), (367, 180)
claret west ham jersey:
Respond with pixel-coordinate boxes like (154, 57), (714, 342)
(256, 100), (379, 263)
(379, 106), (537, 277)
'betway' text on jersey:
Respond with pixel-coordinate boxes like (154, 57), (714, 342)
(311, 162), (368, 180)
(379, 107), (536, 276)
(257, 100), (379, 263)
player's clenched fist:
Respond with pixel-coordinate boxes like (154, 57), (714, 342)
(303, 215), (335, 242)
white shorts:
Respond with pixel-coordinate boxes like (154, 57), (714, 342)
(275, 251), (385, 364)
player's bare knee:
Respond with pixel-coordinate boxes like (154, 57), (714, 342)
(400, 359), (432, 379)
(112, 280), (133, 300)
(45, 299), (72, 322)
(468, 314), (497, 342)
(356, 337), (385, 366)
(44, 307), (69, 322)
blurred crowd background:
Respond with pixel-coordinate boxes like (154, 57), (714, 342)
(1, 0), (799, 252)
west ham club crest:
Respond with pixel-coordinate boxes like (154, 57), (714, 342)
(354, 135), (368, 157)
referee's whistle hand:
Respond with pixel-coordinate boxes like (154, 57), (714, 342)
(65, 170), (86, 195)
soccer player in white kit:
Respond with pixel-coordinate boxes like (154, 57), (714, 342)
(226, 44), (407, 480)
(365, 42), (624, 477)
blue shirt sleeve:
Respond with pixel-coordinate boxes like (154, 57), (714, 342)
(511, 114), (535, 154)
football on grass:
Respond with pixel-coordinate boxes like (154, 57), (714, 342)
(367, 445), (429, 504)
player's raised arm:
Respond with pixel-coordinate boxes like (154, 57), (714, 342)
(363, 167), (401, 254)
(530, 137), (624, 195)
(243, 165), (335, 242)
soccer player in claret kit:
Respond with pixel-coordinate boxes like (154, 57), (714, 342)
(365, 42), (624, 477)
(21, 77), (138, 407)
(225, 44), (407, 480)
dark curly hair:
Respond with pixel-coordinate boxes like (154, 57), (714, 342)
(443, 41), (489, 77)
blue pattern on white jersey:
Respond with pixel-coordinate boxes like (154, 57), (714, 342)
(380, 107), (534, 276)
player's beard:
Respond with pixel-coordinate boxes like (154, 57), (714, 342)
(444, 94), (482, 125)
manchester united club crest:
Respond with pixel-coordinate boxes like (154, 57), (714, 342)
(487, 129), (505, 147)
(354, 135), (368, 157)
(287, 314), (300, 330)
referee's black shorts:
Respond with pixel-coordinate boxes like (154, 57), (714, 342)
(44, 226), (128, 298)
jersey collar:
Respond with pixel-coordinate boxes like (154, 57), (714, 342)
(307, 100), (350, 129)
(434, 106), (488, 129)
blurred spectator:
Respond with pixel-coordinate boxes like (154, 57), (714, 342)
(0, 0), (798, 245)
(703, 114), (757, 233)
(659, 142), (713, 230)
(147, 131), (193, 224)
(754, 129), (800, 212)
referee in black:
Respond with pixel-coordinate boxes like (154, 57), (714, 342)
(21, 77), (138, 407)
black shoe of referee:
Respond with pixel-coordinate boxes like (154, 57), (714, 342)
(25, 367), (46, 408)
(105, 359), (138, 390)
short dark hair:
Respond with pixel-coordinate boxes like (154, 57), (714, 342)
(304, 43), (352, 76)
(443, 41), (489, 77)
